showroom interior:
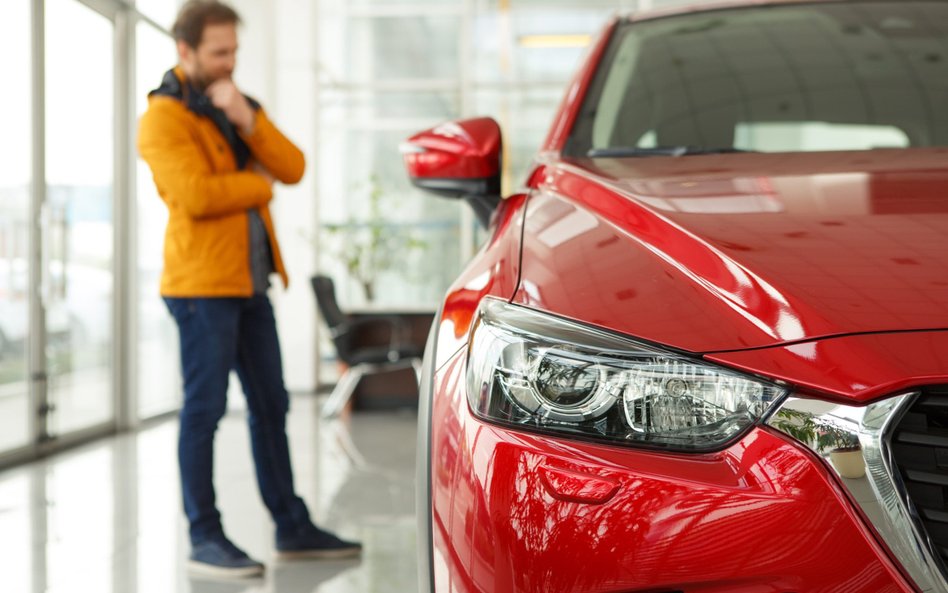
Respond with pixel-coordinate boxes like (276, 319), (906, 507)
(0, 0), (725, 591)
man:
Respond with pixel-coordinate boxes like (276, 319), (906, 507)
(138, 0), (360, 579)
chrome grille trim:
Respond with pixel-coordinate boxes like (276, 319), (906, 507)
(768, 393), (948, 592)
(889, 390), (948, 588)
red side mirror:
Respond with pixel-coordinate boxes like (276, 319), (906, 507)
(401, 117), (502, 201)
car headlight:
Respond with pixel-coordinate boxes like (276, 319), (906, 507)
(466, 298), (788, 451)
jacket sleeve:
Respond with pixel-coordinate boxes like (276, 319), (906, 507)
(137, 98), (273, 220)
(241, 109), (306, 185)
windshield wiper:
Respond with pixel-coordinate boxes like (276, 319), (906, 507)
(587, 146), (755, 158)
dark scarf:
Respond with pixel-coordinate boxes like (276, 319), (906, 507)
(149, 68), (260, 170)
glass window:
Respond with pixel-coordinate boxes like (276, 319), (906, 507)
(135, 21), (179, 419)
(0, 0), (32, 453)
(316, 126), (463, 307)
(322, 15), (460, 83)
(473, 88), (564, 184)
(471, 10), (605, 84)
(314, 2), (629, 314)
(135, 0), (178, 29)
(570, 2), (948, 156)
(322, 89), (460, 120)
(477, 0), (637, 7)
(344, 0), (461, 6)
(45, 0), (115, 435)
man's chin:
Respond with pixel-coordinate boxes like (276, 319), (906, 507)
(207, 75), (234, 89)
(192, 74), (231, 92)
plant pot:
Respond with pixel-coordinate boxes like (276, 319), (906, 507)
(829, 448), (865, 479)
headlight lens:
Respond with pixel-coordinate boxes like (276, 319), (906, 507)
(466, 298), (787, 451)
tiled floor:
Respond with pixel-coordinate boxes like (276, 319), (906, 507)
(0, 395), (420, 593)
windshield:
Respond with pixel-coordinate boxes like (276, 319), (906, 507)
(565, 1), (948, 157)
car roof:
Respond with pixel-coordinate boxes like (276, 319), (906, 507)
(623, 0), (862, 23)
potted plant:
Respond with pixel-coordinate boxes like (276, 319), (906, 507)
(311, 175), (427, 303)
(770, 409), (864, 479)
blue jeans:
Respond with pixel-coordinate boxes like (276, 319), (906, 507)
(164, 295), (312, 544)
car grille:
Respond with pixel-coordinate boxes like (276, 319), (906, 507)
(890, 386), (948, 572)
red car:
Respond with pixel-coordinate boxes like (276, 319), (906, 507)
(402, 1), (948, 591)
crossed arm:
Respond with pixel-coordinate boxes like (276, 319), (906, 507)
(138, 98), (305, 219)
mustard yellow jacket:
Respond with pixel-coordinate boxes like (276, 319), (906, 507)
(137, 67), (304, 297)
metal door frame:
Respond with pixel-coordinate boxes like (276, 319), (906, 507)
(0, 0), (168, 470)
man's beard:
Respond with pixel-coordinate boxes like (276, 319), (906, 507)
(190, 66), (230, 92)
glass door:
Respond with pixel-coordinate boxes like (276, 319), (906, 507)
(135, 21), (179, 419)
(44, 0), (115, 437)
(0, 0), (33, 453)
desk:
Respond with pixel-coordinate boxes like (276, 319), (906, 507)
(346, 310), (434, 410)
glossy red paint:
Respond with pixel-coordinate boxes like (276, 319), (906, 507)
(706, 330), (948, 403)
(403, 117), (502, 180)
(512, 152), (948, 352)
(429, 350), (914, 593)
(538, 465), (619, 504)
(433, 194), (527, 369)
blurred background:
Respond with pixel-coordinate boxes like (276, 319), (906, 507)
(0, 0), (704, 455)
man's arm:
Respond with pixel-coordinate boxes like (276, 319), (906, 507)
(138, 98), (273, 220)
(207, 80), (306, 185)
(240, 109), (306, 185)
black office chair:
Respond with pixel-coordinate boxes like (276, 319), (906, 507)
(311, 275), (425, 419)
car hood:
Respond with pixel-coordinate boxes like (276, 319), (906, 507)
(531, 149), (948, 352)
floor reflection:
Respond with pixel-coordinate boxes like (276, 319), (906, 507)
(0, 395), (419, 593)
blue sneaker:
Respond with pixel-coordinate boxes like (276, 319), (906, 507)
(188, 537), (265, 578)
(275, 525), (362, 560)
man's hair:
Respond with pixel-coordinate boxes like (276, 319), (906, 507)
(172, 0), (241, 49)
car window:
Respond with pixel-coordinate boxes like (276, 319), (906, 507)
(567, 1), (948, 156)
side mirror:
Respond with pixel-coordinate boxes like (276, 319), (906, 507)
(401, 117), (502, 227)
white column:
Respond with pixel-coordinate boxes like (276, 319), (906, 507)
(272, 0), (319, 392)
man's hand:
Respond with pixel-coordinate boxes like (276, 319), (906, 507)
(253, 162), (275, 186)
(206, 79), (256, 135)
